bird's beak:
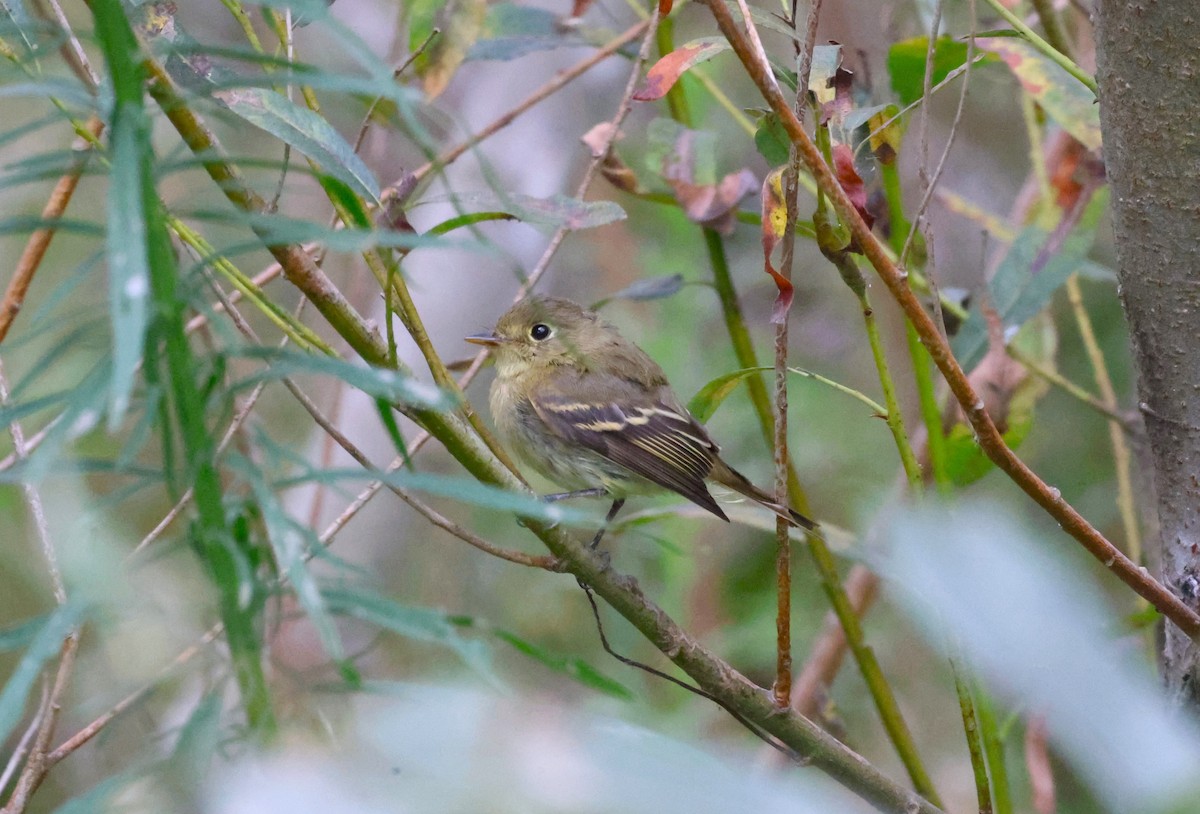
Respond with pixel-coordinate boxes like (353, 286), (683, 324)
(465, 332), (504, 347)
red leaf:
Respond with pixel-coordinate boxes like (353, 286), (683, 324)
(633, 39), (727, 102)
(657, 0), (673, 14)
(832, 143), (874, 230)
(760, 168), (794, 323)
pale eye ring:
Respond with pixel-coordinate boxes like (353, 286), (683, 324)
(529, 323), (552, 341)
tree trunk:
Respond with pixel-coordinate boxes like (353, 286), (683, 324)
(1095, 0), (1200, 705)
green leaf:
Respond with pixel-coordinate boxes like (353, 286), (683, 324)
(943, 412), (1032, 486)
(421, 0), (487, 98)
(490, 627), (634, 699)
(95, 0), (152, 429)
(229, 347), (454, 410)
(322, 587), (496, 681)
(215, 87), (381, 203)
(467, 4), (585, 61)
(688, 366), (770, 424)
(432, 192), (626, 231)
(592, 275), (685, 309)
(405, 0), (446, 54)
(0, 602), (84, 747)
(0, 614), (49, 651)
(0, 79), (98, 109)
(888, 36), (978, 106)
(952, 188), (1108, 370)
(753, 112), (789, 166)
(234, 457), (346, 669)
(427, 211), (517, 235)
(169, 692), (224, 785)
(977, 37), (1101, 150)
(51, 772), (137, 814)
(274, 468), (593, 525)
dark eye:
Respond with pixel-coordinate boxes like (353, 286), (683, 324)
(529, 323), (552, 341)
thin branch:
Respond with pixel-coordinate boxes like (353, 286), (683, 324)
(404, 20), (651, 190)
(701, 0), (1200, 638)
(0, 116), (105, 346)
(1065, 275), (1141, 561)
(354, 28), (440, 155)
(977, 0), (1095, 93)
(34, 0), (99, 87)
(0, 686), (47, 794)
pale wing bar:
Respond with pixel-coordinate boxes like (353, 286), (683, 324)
(531, 398), (728, 521)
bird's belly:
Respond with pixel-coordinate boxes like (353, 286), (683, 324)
(497, 391), (656, 496)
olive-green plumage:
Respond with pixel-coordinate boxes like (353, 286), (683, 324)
(467, 296), (815, 530)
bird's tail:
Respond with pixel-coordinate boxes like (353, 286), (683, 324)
(710, 459), (817, 530)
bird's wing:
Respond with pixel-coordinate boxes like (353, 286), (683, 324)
(530, 375), (727, 520)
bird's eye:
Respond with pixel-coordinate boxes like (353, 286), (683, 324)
(529, 323), (552, 341)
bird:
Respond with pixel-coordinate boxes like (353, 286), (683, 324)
(466, 296), (815, 546)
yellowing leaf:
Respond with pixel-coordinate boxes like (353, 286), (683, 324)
(977, 37), (1100, 151)
(760, 167), (793, 323)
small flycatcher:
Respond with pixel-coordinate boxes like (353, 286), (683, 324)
(467, 296), (815, 542)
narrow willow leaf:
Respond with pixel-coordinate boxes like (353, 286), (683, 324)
(0, 602), (83, 747)
(430, 192), (626, 232)
(0, 216), (104, 238)
(235, 458), (346, 667)
(0, 614), (47, 651)
(466, 4), (586, 61)
(0, 79), (97, 109)
(489, 627), (634, 699)
(229, 347), (453, 410)
(427, 211), (516, 235)
(592, 275), (685, 309)
(978, 37), (1100, 150)
(687, 366), (769, 424)
(215, 87), (381, 203)
(103, 104), (151, 427)
(952, 188), (1108, 370)
(275, 468), (592, 526)
(322, 587), (496, 682)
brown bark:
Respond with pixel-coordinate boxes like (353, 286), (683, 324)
(1095, 0), (1200, 704)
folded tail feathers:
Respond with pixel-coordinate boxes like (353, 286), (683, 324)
(710, 459), (817, 530)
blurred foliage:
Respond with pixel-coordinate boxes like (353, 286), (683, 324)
(0, 0), (1177, 813)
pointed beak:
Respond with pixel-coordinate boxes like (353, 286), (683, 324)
(465, 332), (504, 347)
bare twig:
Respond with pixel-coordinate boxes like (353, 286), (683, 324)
(354, 28), (440, 155)
(0, 116), (105, 346)
(900, 0), (977, 341)
(0, 686), (47, 793)
(34, 0), (100, 87)
(404, 20), (650, 190)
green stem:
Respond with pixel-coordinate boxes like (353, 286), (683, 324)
(879, 160), (947, 490)
(1026, 0), (1073, 60)
(978, 0), (1096, 93)
(814, 104), (937, 805)
(1064, 276), (1141, 563)
(951, 659), (994, 814)
(859, 292), (923, 484)
(169, 216), (334, 355)
(976, 685), (1013, 814)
